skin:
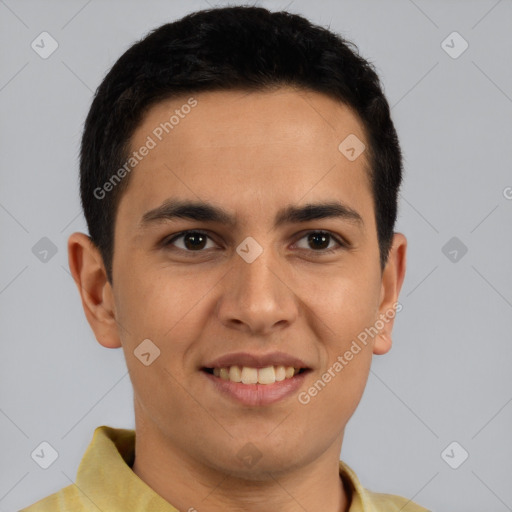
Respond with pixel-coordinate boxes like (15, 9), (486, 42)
(68, 87), (406, 512)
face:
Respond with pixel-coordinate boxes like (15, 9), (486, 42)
(70, 87), (406, 478)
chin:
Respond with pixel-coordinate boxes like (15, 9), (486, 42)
(217, 459), (295, 482)
(203, 439), (308, 481)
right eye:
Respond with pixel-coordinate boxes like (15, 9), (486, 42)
(163, 230), (219, 252)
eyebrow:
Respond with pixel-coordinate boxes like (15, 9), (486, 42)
(139, 198), (364, 231)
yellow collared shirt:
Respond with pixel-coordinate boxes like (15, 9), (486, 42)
(20, 426), (429, 512)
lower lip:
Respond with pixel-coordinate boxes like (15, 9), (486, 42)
(202, 370), (308, 406)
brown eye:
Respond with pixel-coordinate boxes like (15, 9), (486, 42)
(295, 231), (344, 253)
(307, 232), (330, 250)
(165, 231), (216, 251)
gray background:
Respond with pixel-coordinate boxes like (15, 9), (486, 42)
(1, 0), (511, 511)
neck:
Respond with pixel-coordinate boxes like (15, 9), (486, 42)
(131, 416), (350, 512)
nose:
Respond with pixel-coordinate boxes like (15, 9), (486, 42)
(215, 243), (298, 336)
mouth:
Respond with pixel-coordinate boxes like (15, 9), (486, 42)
(200, 352), (312, 406)
(202, 365), (308, 385)
(199, 351), (313, 406)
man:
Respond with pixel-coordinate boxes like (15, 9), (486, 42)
(21, 5), (428, 511)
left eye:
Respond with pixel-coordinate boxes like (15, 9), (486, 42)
(164, 230), (345, 253)
(294, 231), (344, 252)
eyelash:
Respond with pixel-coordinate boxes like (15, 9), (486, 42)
(162, 230), (347, 256)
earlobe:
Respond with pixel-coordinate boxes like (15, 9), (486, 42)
(67, 232), (122, 349)
(372, 233), (407, 356)
(373, 332), (392, 355)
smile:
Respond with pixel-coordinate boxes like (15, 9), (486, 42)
(202, 366), (311, 406)
(204, 365), (306, 385)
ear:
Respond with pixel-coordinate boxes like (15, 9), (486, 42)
(372, 232), (407, 355)
(67, 232), (121, 348)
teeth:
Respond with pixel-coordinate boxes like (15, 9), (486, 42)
(241, 367), (258, 384)
(275, 365), (286, 382)
(229, 365), (242, 383)
(258, 366), (276, 385)
(211, 365), (301, 385)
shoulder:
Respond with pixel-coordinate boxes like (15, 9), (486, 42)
(19, 484), (90, 512)
(362, 488), (430, 511)
(339, 460), (430, 512)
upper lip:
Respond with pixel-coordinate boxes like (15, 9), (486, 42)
(203, 351), (310, 369)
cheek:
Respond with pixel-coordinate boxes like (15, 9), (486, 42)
(299, 322), (374, 432)
(115, 263), (203, 341)
(113, 270), (211, 426)
(299, 264), (379, 407)
(303, 264), (381, 340)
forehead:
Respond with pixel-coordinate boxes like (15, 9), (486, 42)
(118, 87), (373, 229)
